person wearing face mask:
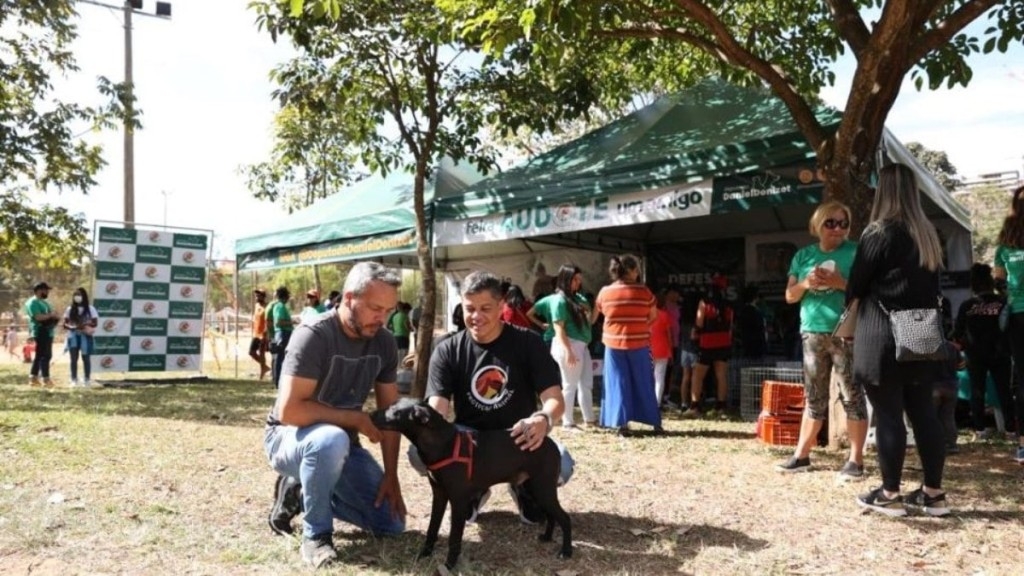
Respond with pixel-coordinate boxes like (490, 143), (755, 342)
(25, 281), (60, 387)
(63, 287), (100, 388)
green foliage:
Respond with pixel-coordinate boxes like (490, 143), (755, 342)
(0, 1), (129, 273)
(955, 185), (1009, 263)
(905, 142), (962, 192)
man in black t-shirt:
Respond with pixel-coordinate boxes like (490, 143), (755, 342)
(263, 262), (406, 569)
(422, 271), (573, 524)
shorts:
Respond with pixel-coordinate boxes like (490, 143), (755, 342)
(697, 347), (731, 365)
(679, 349), (698, 368)
(249, 337), (265, 356)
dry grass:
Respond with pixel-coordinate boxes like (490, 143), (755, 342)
(1, 365), (1022, 576)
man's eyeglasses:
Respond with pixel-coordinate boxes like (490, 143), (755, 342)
(823, 218), (850, 230)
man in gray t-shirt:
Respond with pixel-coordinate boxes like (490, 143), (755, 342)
(263, 263), (406, 569)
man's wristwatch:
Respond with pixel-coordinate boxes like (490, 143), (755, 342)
(531, 410), (553, 434)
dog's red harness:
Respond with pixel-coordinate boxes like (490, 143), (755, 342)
(426, 430), (475, 480)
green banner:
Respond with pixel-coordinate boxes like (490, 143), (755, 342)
(128, 355), (167, 371)
(135, 245), (173, 265)
(96, 261), (135, 281)
(133, 282), (170, 301)
(94, 299), (132, 318)
(99, 227), (137, 244)
(711, 163), (824, 214)
(167, 337), (202, 354)
(168, 301), (204, 319)
(174, 233), (209, 250)
(130, 319), (168, 336)
(238, 228), (416, 271)
(170, 266), (206, 284)
(94, 336), (130, 355)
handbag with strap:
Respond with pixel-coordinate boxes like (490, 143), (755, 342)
(878, 299), (948, 362)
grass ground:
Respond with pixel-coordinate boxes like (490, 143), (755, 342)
(1, 364), (1022, 575)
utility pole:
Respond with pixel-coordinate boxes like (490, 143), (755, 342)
(77, 0), (171, 226)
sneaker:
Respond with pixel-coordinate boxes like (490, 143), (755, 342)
(69, 379), (80, 388)
(837, 461), (865, 481)
(300, 533), (338, 568)
(82, 379), (92, 388)
(29, 376), (41, 387)
(507, 482), (545, 525)
(42, 378), (55, 387)
(1014, 446), (1024, 465)
(680, 407), (702, 419)
(268, 474), (303, 536)
(466, 487), (491, 524)
(663, 400), (681, 410)
(775, 456), (811, 473)
(905, 487), (951, 517)
(856, 487), (907, 517)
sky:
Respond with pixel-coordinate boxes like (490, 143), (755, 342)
(48, 1), (1024, 259)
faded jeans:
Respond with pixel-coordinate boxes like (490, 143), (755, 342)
(551, 338), (595, 426)
(264, 423), (405, 539)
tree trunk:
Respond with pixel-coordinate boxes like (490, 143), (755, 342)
(312, 264), (322, 295)
(411, 158), (436, 399)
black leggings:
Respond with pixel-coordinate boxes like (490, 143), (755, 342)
(864, 380), (945, 492)
(1006, 313), (1024, 436)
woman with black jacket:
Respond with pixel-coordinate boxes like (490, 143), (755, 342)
(847, 163), (950, 517)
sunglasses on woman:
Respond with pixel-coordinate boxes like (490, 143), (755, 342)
(823, 218), (850, 230)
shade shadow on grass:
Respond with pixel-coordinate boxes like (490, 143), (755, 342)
(0, 376), (276, 427)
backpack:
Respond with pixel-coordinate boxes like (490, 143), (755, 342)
(699, 301), (733, 350)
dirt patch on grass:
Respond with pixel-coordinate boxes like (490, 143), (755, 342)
(1, 371), (1022, 575)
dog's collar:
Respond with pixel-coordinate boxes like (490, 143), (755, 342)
(426, 430), (475, 480)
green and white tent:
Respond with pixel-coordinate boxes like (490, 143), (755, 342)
(431, 80), (970, 261)
(234, 158), (486, 271)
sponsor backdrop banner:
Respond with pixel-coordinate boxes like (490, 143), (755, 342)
(93, 225), (210, 373)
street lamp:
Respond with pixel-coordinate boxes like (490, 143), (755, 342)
(77, 0), (172, 226)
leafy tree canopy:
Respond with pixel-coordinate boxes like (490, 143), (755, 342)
(955, 184), (1009, 263)
(906, 142), (962, 192)
(1, 1), (132, 270)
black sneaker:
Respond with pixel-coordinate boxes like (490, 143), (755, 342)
(269, 474), (303, 536)
(775, 456), (811, 473)
(836, 461), (865, 481)
(856, 487), (907, 517)
(300, 533), (338, 568)
(905, 488), (951, 517)
(466, 487), (491, 524)
(508, 481), (545, 525)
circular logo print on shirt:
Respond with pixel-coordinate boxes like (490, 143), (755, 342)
(471, 365), (510, 405)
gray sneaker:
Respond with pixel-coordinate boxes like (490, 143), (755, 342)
(301, 534), (338, 568)
(775, 456), (811, 473)
(857, 487), (906, 517)
(905, 487), (951, 517)
(837, 461), (865, 481)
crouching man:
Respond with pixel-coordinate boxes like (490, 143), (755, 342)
(263, 262), (406, 568)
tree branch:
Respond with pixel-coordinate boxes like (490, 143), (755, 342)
(378, 52), (421, 159)
(825, 0), (871, 57)
(909, 0), (1002, 63)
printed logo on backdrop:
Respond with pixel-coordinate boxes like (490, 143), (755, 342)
(173, 233), (208, 249)
(179, 285), (196, 299)
(174, 355), (194, 368)
(170, 266), (206, 284)
(169, 301), (204, 319)
(130, 319), (168, 336)
(94, 299), (131, 318)
(96, 262), (134, 280)
(129, 355), (166, 371)
(135, 245), (172, 265)
(168, 337), (202, 354)
(94, 337), (130, 355)
(101, 319), (119, 333)
(175, 320), (196, 335)
(99, 227), (137, 244)
(133, 282), (170, 301)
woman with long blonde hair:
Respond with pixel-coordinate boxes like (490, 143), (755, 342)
(847, 163), (949, 517)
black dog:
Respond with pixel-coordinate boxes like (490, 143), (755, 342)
(371, 398), (572, 570)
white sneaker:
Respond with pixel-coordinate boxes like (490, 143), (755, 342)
(69, 379), (80, 388)
(81, 380), (92, 388)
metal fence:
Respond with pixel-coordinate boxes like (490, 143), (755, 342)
(739, 365), (806, 422)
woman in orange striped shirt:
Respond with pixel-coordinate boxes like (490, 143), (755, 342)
(595, 255), (662, 435)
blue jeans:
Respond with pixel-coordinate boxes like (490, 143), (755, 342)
(264, 424), (405, 539)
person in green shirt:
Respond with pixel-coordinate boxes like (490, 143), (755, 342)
(25, 281), (60, 387)
(528, 265), (596, 429)
(300, 289), (328, 325)
(775, 201), (868, 480)
(992, 184), (1024, 464)
(269, 286), (295, 389)
(388, 302), (412, 354)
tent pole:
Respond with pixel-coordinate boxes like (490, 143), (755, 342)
(234, 262), (240, 380)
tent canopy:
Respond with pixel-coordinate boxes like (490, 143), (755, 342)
(235, 158), (486, 270)
(432, 79), (969, 258)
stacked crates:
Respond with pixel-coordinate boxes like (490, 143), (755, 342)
(756, 380), (805, 446)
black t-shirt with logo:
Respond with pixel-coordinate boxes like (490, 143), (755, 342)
(427, 324), (561, 431)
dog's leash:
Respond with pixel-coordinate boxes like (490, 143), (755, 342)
(426, 430), (475, 480)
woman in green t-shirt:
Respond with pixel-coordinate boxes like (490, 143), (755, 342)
(992, 184), (1024, 464)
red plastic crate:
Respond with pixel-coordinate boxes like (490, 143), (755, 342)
(756, 413), (802, 446)
(761, 380), (805, 415)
